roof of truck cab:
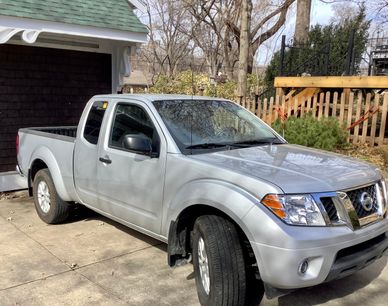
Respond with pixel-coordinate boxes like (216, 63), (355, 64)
(93, 94), (231, 104)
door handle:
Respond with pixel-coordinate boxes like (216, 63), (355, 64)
(99, 156), (112, 164)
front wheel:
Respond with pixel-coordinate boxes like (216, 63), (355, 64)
(33, 169), (70, 224)
(192, 215), (264, 306)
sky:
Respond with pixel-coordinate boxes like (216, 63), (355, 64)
(310, 0), (335, 25)
(136, 0), (382, 67)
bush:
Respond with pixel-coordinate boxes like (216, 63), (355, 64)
(272, 114), (347, 151)
(149, 70), (261, 101)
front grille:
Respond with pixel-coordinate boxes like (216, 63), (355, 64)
(320, 197), (339, 222)
(346, 184), (378, 219)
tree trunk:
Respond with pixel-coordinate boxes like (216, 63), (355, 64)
(247, 47), (254, 74)
(223, 28), (234, 80)
(237, 0), (252, 102)
(294, 0), (312, 44)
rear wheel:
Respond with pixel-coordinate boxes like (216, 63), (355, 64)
(33, 169), (70, 224)
(192, 215), (264, 306)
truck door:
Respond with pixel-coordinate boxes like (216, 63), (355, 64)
(74, 100), (109, 206)
(96, 101), (166, 234)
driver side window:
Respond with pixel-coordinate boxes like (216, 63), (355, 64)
(109, 104), (160, 153)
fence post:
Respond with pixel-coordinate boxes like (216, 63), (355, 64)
(339, 92), (345, 123)
(370, 94), (380, 146)
(324, 91), (331, 117)
(332, 92), (338, 117)
(361, 93), (371, 145)
(268, 97), (274, 124)
(344, 29), (355, 75)
(353, 91), (363, 144)
(263, 98), (268, 123)
(274, 95), (280, 121)
(279, 35), (286, 76)
(378, 94), (388, 146)
(256, 98), (262, 118)
(318, 92), (324, 120)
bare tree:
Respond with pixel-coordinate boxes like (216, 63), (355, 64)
(184, 0), (240, 79)
(226, 0), (296, 73)
(145, 0), (192, 78)
(141, 0), (297, 98)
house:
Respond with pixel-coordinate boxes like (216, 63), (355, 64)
(0, 0), (148, 191)
(123, 70), (150, 93)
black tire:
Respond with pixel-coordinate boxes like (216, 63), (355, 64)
(33, 169), (70, 224)
(192, 215), (264, 306)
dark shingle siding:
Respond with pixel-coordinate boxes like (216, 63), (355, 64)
(0, 44), (112, 172)
(0, 0), (148, 33)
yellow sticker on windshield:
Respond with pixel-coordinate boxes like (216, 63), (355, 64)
(102, 101), (108, 109)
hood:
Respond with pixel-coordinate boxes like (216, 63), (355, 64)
(189, 144), (382, 193)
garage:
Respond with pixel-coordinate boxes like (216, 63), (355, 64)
(0, 0), (148, 191)
(0, 44), (112, 172)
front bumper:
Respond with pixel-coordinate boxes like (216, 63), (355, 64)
(325, 232), (388, 282)
(244, 206), (388, 289)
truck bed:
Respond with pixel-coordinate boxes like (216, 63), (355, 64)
(20, 126), (77, 139)
(17, 126), (78, 201)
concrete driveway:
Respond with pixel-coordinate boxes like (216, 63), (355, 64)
(0, 192), (388, 306)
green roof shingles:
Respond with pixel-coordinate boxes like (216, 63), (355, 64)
(0, 0), (148, 33)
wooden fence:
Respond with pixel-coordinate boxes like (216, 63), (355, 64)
(238, 92), (388, 146)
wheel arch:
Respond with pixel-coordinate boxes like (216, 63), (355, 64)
(167, 203), (258, 271)
(28, 147), (72, 201)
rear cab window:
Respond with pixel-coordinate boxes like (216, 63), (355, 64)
(83, 101), (108, 145)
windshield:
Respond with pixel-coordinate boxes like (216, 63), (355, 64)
(153, 99), (285, 154)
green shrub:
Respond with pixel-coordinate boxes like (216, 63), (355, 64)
(272, 114), (347, 151)
(149, 70), (260, 100)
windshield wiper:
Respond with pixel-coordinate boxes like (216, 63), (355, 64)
(185, 142), (233, 150)
(234, 137), (283, 146)
(185, 137), (283, 151)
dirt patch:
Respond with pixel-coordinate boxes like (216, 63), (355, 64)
(0, 191), (29, 201)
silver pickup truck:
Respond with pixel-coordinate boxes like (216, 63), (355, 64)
(17, 94), (388, 306)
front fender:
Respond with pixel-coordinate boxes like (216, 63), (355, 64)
(163, 178), (262, 240)
(29, 146), (72, 201)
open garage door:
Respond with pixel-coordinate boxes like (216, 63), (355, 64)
(0, 44), (112, 172)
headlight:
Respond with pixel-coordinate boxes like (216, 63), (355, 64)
(261, 194), (326, 226)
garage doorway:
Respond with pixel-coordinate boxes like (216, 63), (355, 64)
(0, 44), (112, 172)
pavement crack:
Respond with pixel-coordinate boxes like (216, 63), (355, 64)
(74, 270), (125, 303)
(73, 243), (164, 271)
(4, 219), (72, 269)
(0, 270), (71, 292)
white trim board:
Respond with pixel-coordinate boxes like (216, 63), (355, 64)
(128, 0), (146, 12)
(0, 15), (147, 45)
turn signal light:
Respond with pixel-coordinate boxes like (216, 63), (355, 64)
(261, 194), (286, 219)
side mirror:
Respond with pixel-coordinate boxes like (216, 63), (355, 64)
(122, 134), (152, 156)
